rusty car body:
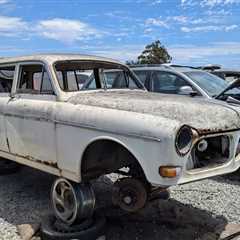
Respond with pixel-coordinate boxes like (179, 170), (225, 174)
(0, 54), (240, 189)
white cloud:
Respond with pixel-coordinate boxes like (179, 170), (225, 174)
(181, 0), (198, 6)
(182, 0), (240, 7)
(145, 15), (189, 29)
(145, 18), (169, 28)
(202, 0), (240, 6)
(137, 0), (162, 4)
(169, 42), (240, 62)
(172, 16), (188, 24)
(0, 16), (105, 43)
(191, 18), (205, 24)
(144, 14), (234, 33)
(151, 0), (162, 5)
(145, 15), (223, 28)
(0, 16), (28, 37)
(0, 0), (9, 4)
(104, 11), (133, 21)
(206, 9), (231, 15)
(181, 24), (238, 32)
(37, 18), (102, 44)
(190, 17), (222, 25)
(144, 28), (153, 33)
(225, 24), (238, 31)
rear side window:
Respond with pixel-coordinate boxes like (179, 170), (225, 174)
(0, 66), (15, 93)
(134, 71), (148, 85)
(151, 71), (190, 94)
(56, 69), (94, 91)
(18, 64), (54, 94)
(104, 70), (138, 89)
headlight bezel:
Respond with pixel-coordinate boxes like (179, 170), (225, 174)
(175, 125), (193, 156)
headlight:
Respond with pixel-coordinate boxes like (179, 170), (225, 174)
(175, 125), (193, 156)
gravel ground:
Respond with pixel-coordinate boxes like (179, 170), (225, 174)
(0, 166), (240, 239)
(170, 174), (240, 224)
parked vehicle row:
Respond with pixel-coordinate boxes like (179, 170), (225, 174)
(199, 64), (240, 83)
(82, 64), (240, 103)
(0, 54), (240, 238)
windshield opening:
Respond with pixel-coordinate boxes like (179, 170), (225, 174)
(185, 71), (240, 97)
(54, 61), (143, 92)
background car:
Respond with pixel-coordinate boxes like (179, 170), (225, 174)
(199, 64), (240, 83)
(128, 64), (240, 102)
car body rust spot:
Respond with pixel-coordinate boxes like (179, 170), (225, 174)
(16, 154), (58, 168)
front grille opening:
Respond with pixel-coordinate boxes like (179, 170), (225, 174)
(187, 135), (230, 170)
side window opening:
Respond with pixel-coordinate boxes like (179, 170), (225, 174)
(54, 61), (141, 92)
(151, 71), (190, 94)
(0, 66), (15, 93)
(18, 64), (54, 94)
(104, 70), (138, 89)
(56, 69), (94, 91)
(105, 71), (126, 88)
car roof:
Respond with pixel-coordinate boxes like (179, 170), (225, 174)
(212, 69), (240, 74)
(130, 65), (203, 74)
(170, 66), (201, 73)
(130, 65), (169, 71)
(0, 53), (123, 66)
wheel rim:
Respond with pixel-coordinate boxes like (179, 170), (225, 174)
(51, 178), (78, 225)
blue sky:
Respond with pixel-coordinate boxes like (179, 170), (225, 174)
(0, 0), (240, 67)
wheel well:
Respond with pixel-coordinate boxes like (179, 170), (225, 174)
(81, 139), (146, 181)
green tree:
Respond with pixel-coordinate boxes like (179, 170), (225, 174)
(137, 40), (172, 64)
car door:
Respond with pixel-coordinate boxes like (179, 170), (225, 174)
(5, 62), (57, 165)
(150, 71), (195, 94)
(0, 65), (15, 152)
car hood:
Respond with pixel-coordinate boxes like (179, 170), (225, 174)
(68, 90), (240, 134)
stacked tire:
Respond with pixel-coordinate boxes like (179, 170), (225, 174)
(41, 212), (106, 240)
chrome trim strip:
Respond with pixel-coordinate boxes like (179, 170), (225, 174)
(4, 113), (162, 142)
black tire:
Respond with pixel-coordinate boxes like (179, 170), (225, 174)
(0, 159), (21, 175)
(41, 212), (106, 240)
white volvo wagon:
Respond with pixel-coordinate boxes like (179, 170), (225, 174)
(0, 54), (240, 224)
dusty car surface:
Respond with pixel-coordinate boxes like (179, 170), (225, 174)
(1, 54), (240, 225)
